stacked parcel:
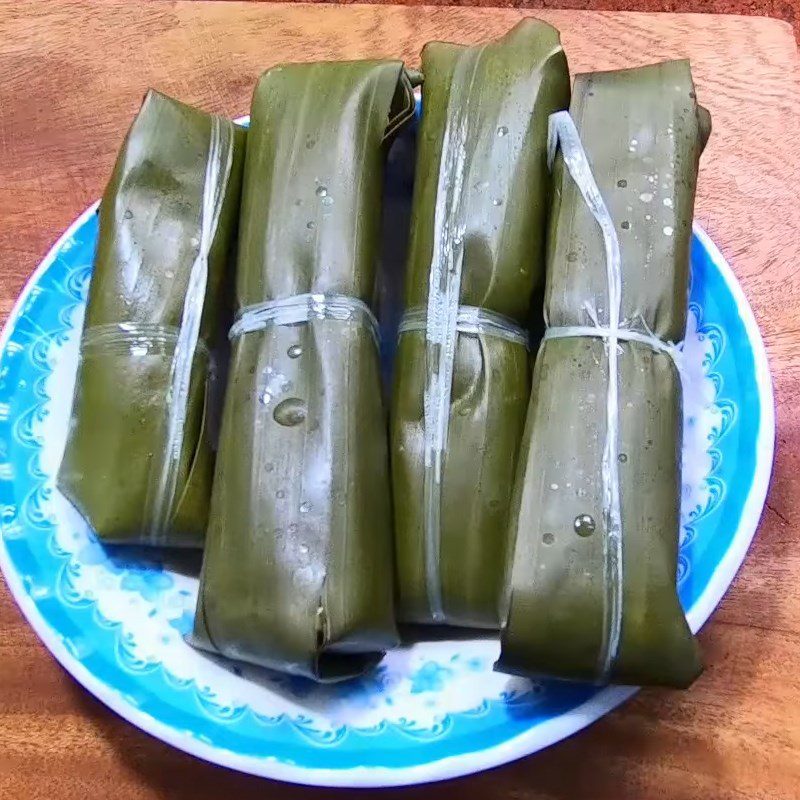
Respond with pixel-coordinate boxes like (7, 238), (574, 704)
(191, 61), (416, 680)
(499, 61), (711, 687)
(392, 20), (570, 629)
(59, 91), (245, 547)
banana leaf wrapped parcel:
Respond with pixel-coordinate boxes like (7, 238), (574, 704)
(391, 20), (570, 628)
(498, 62), (712, 687)
(58, 91), (245, 547)
(190, 61), (415, 680)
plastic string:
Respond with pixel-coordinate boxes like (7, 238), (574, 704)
(399, 306), (529, 349)
(145, 115), (235, 543)
(545, 321), (682, 363)
(420, 45), (487, 623)
(81, 322), (210, 360)
(547, 110), (625, 681)
(229, 293), (380, 346)
(423, 113), (468, 624)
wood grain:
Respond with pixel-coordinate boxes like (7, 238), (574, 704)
(265, 0), (800, 38)
(0, 2), (798, 798)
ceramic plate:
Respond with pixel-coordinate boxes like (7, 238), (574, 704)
(0, 166), (774, 786)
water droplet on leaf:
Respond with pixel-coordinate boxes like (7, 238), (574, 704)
(574, 514), (596, 537)
(273, 398), (307, 427)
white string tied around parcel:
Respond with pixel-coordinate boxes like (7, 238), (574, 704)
(144, 115), (235, 543)
(399, 305), (529, 348)
(229, 292), (380, 347)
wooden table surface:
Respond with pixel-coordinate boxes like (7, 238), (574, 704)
(1, 1), (799, 798)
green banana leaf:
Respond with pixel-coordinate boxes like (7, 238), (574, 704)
(498, 61), (711, 687)
(190, 61), (415, 681)
(391, 20), (570, 628)
(58, 90), (245, 547)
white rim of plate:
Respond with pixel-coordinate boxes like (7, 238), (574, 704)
(0, 209), (776, 787)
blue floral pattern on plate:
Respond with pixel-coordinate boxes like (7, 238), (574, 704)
(0, 205), (774, 786)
